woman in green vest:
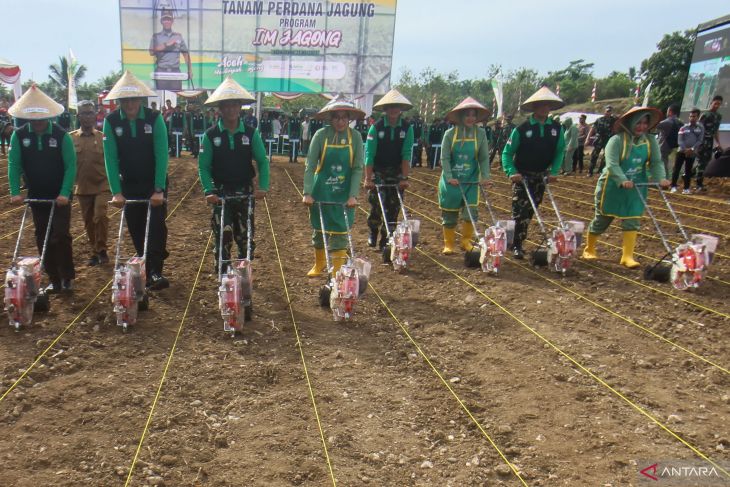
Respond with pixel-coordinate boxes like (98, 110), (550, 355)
(438, 97), (491, 254)
(302, 94), (365, 276)
(582, 106), (670, 268)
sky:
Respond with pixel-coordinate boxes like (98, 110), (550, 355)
(3, 0), (729, 87)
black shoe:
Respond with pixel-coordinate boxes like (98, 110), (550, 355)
(148, 273), (170, 290)
(98, 250), (109, 265)
(88, 255), (101, 266)
(512, 246), (525, 260)
(367, 230), (378, 248)
(44, 281), (62, 294)
(61, 279), (74, 293)
(378, 234), (388, 250)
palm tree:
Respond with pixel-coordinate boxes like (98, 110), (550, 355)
(47, 56), (87, 101)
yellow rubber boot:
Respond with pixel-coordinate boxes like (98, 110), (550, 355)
(461, 221), (475, 251)
(581, 233), (599, 260)
(306, 248), (326, 277)
(442, 227), (457, 255)
(330, 250), (349, 275)
(619, 231), (641, 269)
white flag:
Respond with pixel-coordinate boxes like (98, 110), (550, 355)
(642, 81), (653, 107)
(67, 48), (78, 111)
(491, 74), (503, 118)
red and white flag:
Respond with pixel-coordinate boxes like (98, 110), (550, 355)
(591, 82), (596, 102)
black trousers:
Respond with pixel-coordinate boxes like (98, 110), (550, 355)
(124, 202), (169, 277)
(31, 202), (75, 283)
(411, 142), (423, 167)
(572, 145), (584, 172)
(511, 175), (546, 249)
(671, 152), (696, 189)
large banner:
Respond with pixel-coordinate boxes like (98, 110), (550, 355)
(119, 0), (398, 94)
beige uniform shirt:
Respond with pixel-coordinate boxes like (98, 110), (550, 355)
(70, 128), (108, 195)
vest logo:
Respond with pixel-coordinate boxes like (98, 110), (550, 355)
(340, 139), (346, 144)
(213, 137), (222, 147)
(241, 135), (250, 145)
(22, 138), (31, 148)
(115, 126), (123, 137)
(551, 129), (557, 136)
(378, 131), (385, 139)
(144, 124), (153, 134)
(399, 130), (405, 139)
(525, 130), (533, 138)
(48, 137), (58, 148)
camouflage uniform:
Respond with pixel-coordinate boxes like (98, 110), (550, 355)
(588, 114), (617, 175)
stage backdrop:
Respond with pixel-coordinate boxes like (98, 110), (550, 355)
(119, 0), (397, 94)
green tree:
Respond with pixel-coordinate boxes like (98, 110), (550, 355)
(541, 60), (595, 104)
(47, 55), (87, 104)
(640, 30), (695, 110)
(597, 71), (634, 100)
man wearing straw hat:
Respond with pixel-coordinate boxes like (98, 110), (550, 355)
(502, 86), (566, 259)
(302, 94), (365, 277)
(364, 89), (414, 249)
(103, 71), (171, 290)
(198, 76), (269, 271)
(8, 84), (77, 293)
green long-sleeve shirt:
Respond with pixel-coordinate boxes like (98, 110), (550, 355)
(8, 123), (77, 197)
(303, 125), (364, 198)
(604, 133), (665, 186)
(364, 116), (415, 166)
(198, 119), (270, 193)
(440, 126), (490, 181)
(102, 107), (169, 195)
(501, 115), (566, 177)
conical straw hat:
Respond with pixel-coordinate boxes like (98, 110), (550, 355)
(613, 106), (663, 133)
(445, 97), (490, 123)
(106, 70), (157, 100)
(313, 93), (366, 121)
(520, 86), (565, 112)
(204, 76), (255, 106)
(373, 89), (413, 112)
(8, 84), (64, 120)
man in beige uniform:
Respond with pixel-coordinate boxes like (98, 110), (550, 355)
(71, 100), (109, 266)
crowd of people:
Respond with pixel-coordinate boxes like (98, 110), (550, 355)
(2, 70), (727, 298)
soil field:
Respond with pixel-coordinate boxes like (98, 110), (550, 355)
(0, 151), (728, 486)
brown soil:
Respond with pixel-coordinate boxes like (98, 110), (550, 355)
(0, 152), (728, 486)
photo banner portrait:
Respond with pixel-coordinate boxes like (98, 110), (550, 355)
(119, 0), (398, 94)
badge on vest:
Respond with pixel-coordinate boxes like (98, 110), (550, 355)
(551, 129), (557, 137)
(378, 131), (385, 139)
(22, 138), (31, 148)
(144, 124), (153, 134)
(213, 137), (222, 147)
(525, 130), (533, 138)
(340, 139), (346, 144)
(48, 137), (58, 148)
(399, 130), (405, 139)
(241, 135), (250, 145)
(115, 126), (123, 137)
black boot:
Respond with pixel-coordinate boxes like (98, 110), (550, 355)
(367, 227), (378, 247)
(378, 228), (388, 250)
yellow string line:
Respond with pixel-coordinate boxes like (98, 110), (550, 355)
(367, 283), (528, 486)
(264, 196), (337, 487)
(409, 176), (730, 299)
(404, 204), (729, 376)
(125, 232), (212, 486)
(417, 247), (729, 478)
(412, 173), (730, 258)
(0, 280), (112, 403)
(0, 177), (200, 401)
(284, 165), (526, 482)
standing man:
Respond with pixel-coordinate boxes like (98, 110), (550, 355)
(103, 71), (170, 290)
(427, 117), (446, 169)
(411, 114), (424, 167)
(364, 89), (414, 249)
(561, 116), (578, 175)
(502, 86), (565, 259)
(670, 107), (704, 194)
(188, 106), (207, 157)
(656, 104), (682, 176)
(168, 104), (185, 156)
(149, 8), (192, 91)
(585, 105), (617, 176)
(198, 77), (269, 270)
(288, 113), (301, 163)
(696, 95), (724, 192)
(57, 108), (73, 132)
(573, 114), (589, 174)
(8, 85), (77, 292)
(301, 115), (310, 156)
(71, 100), (110, 266)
